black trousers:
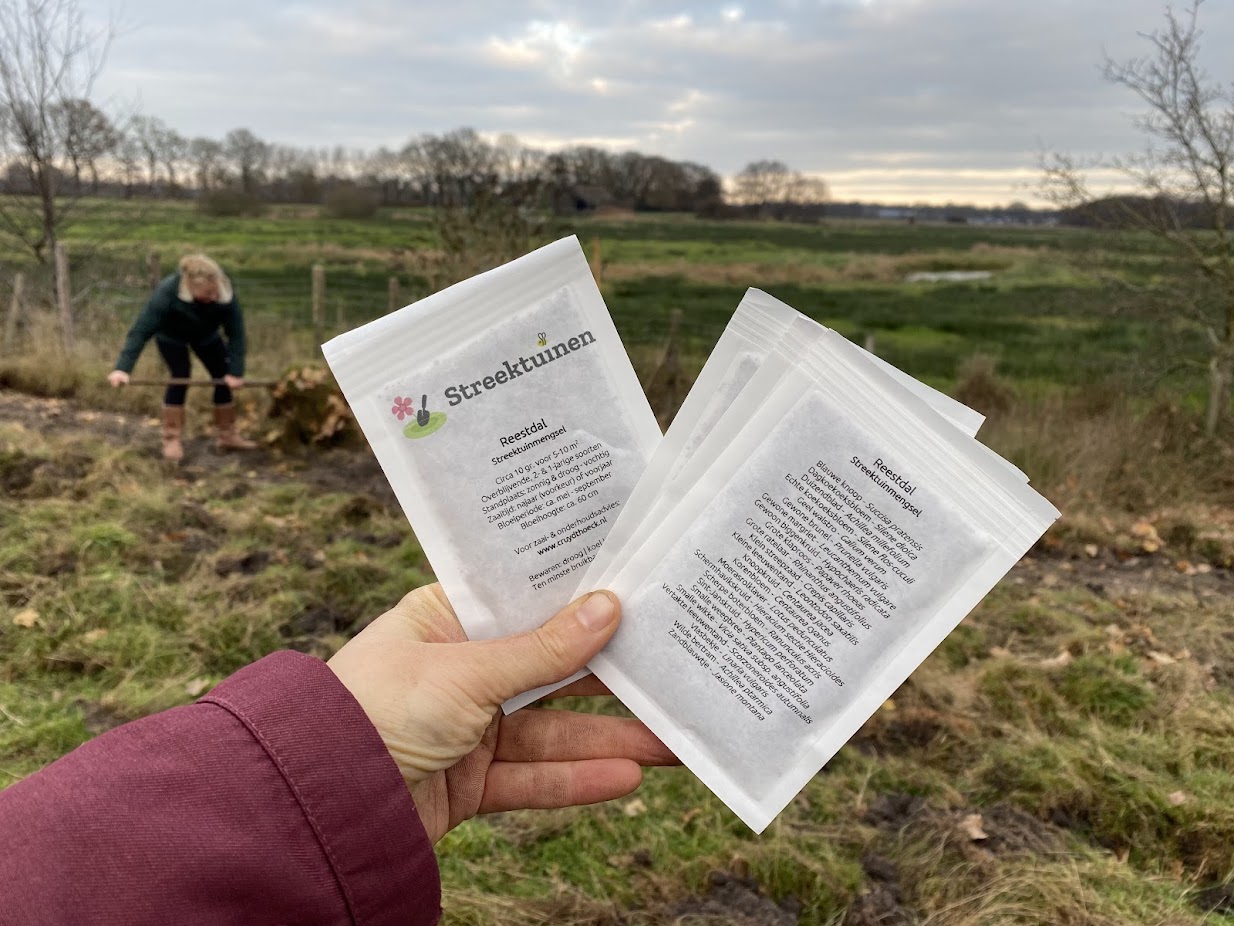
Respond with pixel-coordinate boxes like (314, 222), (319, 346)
(156, 336), (232, 406)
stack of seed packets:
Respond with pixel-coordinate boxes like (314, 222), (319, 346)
(571, 289), (1058, 832)
(323, 236), (660, 700)
(326, 241), (1059, 834)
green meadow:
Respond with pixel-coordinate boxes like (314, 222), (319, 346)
(3, 202), (1233, 924)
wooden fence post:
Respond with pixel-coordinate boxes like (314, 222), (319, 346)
(645, 308), (685, 429)
(591, 236), (602, 285)
(3, 272), (24, 349)
(311, 263), (325, 340)
(54, 242), (74, 354)
(863, 332), (877, 355)
(387, 275), (400, 313)
(147, 251), (161, 291)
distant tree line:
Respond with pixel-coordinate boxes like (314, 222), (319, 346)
(1057, 194), (1225, 230)
(0, 101), (835, 220)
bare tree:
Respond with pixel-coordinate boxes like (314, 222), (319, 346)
(129, 114), (163, 192)
(113, 131), (140, 198)
(733, 159), (791, 208)
(188, 136), (224, 190)
(156, 124), (186, 193)
(0, 0), (113, 262)
(224, 127), (268, 194)
(51, 97), (116, 192)
(1042, 0), (1234, 435)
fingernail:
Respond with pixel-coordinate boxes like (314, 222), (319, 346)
(576, 592), (616, 631)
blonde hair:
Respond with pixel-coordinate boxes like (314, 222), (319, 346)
(179, 253), (222, 283)
(177, 253), (233, 303)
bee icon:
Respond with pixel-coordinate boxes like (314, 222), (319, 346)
(536, 332), (548, 347)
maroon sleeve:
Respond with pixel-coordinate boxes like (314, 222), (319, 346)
(0, 651), (441, 926)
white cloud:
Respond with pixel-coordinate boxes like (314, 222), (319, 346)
(486, 19), (590, 72)
(87, 0), (1234, 203)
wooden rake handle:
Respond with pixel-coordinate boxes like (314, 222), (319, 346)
(119, 378), (280, 388)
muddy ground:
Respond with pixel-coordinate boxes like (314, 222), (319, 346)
(6, 386), (1234, 925)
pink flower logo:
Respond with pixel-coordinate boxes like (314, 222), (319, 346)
(391, 396), (415, 421)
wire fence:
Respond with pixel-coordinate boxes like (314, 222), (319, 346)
(0, 249), (727, 371)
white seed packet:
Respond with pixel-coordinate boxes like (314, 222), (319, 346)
(573, 292), (801, 598)
(575, 289), (998, 598)
(322, 236), (661, 708)
(590, 327), (1059, 832)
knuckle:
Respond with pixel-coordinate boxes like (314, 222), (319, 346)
(531, 627), (572, 669)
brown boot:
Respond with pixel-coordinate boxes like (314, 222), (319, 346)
(161, 405), (185, 462)
(213, 403), (257, 451)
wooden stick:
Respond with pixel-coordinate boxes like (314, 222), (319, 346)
(55, 242), (74, 354)
(4, 272), (24, 348)
(121, 378), (280, 387)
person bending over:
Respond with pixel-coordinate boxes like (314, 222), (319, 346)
(108, 253), (256, 461)
(0, 586), (676, 925)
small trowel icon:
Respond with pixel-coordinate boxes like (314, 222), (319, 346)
(416, 395), (430, 427)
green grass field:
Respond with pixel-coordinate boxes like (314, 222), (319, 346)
(3, 202), (1233, 924)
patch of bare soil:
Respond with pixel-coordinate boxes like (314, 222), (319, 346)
(661, 871), (800, 926)
(0, 388), (398, 508)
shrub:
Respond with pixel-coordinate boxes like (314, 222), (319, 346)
(197, 188), (267, 217)
(323, 184), (380, 220)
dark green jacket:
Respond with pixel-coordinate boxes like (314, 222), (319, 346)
(115, 273), (246, 375)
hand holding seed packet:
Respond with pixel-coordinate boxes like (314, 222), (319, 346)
(325, 238), (1059, 832)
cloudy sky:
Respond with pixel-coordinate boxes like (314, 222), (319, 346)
(87, 0), (1234, 205)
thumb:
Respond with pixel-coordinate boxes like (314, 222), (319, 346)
(463, 591), (620, 705)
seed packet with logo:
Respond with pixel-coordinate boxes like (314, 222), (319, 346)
(590, 326), (1058, 832)
(323, 237), (661, 700)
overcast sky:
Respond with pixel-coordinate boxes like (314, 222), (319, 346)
(86, 0), (1234, 205)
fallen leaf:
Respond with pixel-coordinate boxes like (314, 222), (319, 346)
(880, 699), (897, 713)
(1131, 519), (1162, 553)
(185, 678), (212, 697)
(1168, 791), (1188, 807)
(1196, 563), (1214, 574)
(1041, 651), (1073, 669)
(989, 646), (1013, 659)
(12, 608), (38, 628)
(81, 629), (108, 644)
(1175, 560), (1197, 576)
(960, 813), (989, 841)
(681, 807), (703, 825)
(1084, 544), (1100, 558)
(1148, 651), (1177, 666)
(1130, 519), (1158, 539)
(623, 798), (646, 817)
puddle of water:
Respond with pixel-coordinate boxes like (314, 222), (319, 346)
(904, 270), (994, 282)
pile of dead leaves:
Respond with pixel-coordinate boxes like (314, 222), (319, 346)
(264, 365), (361, 450)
